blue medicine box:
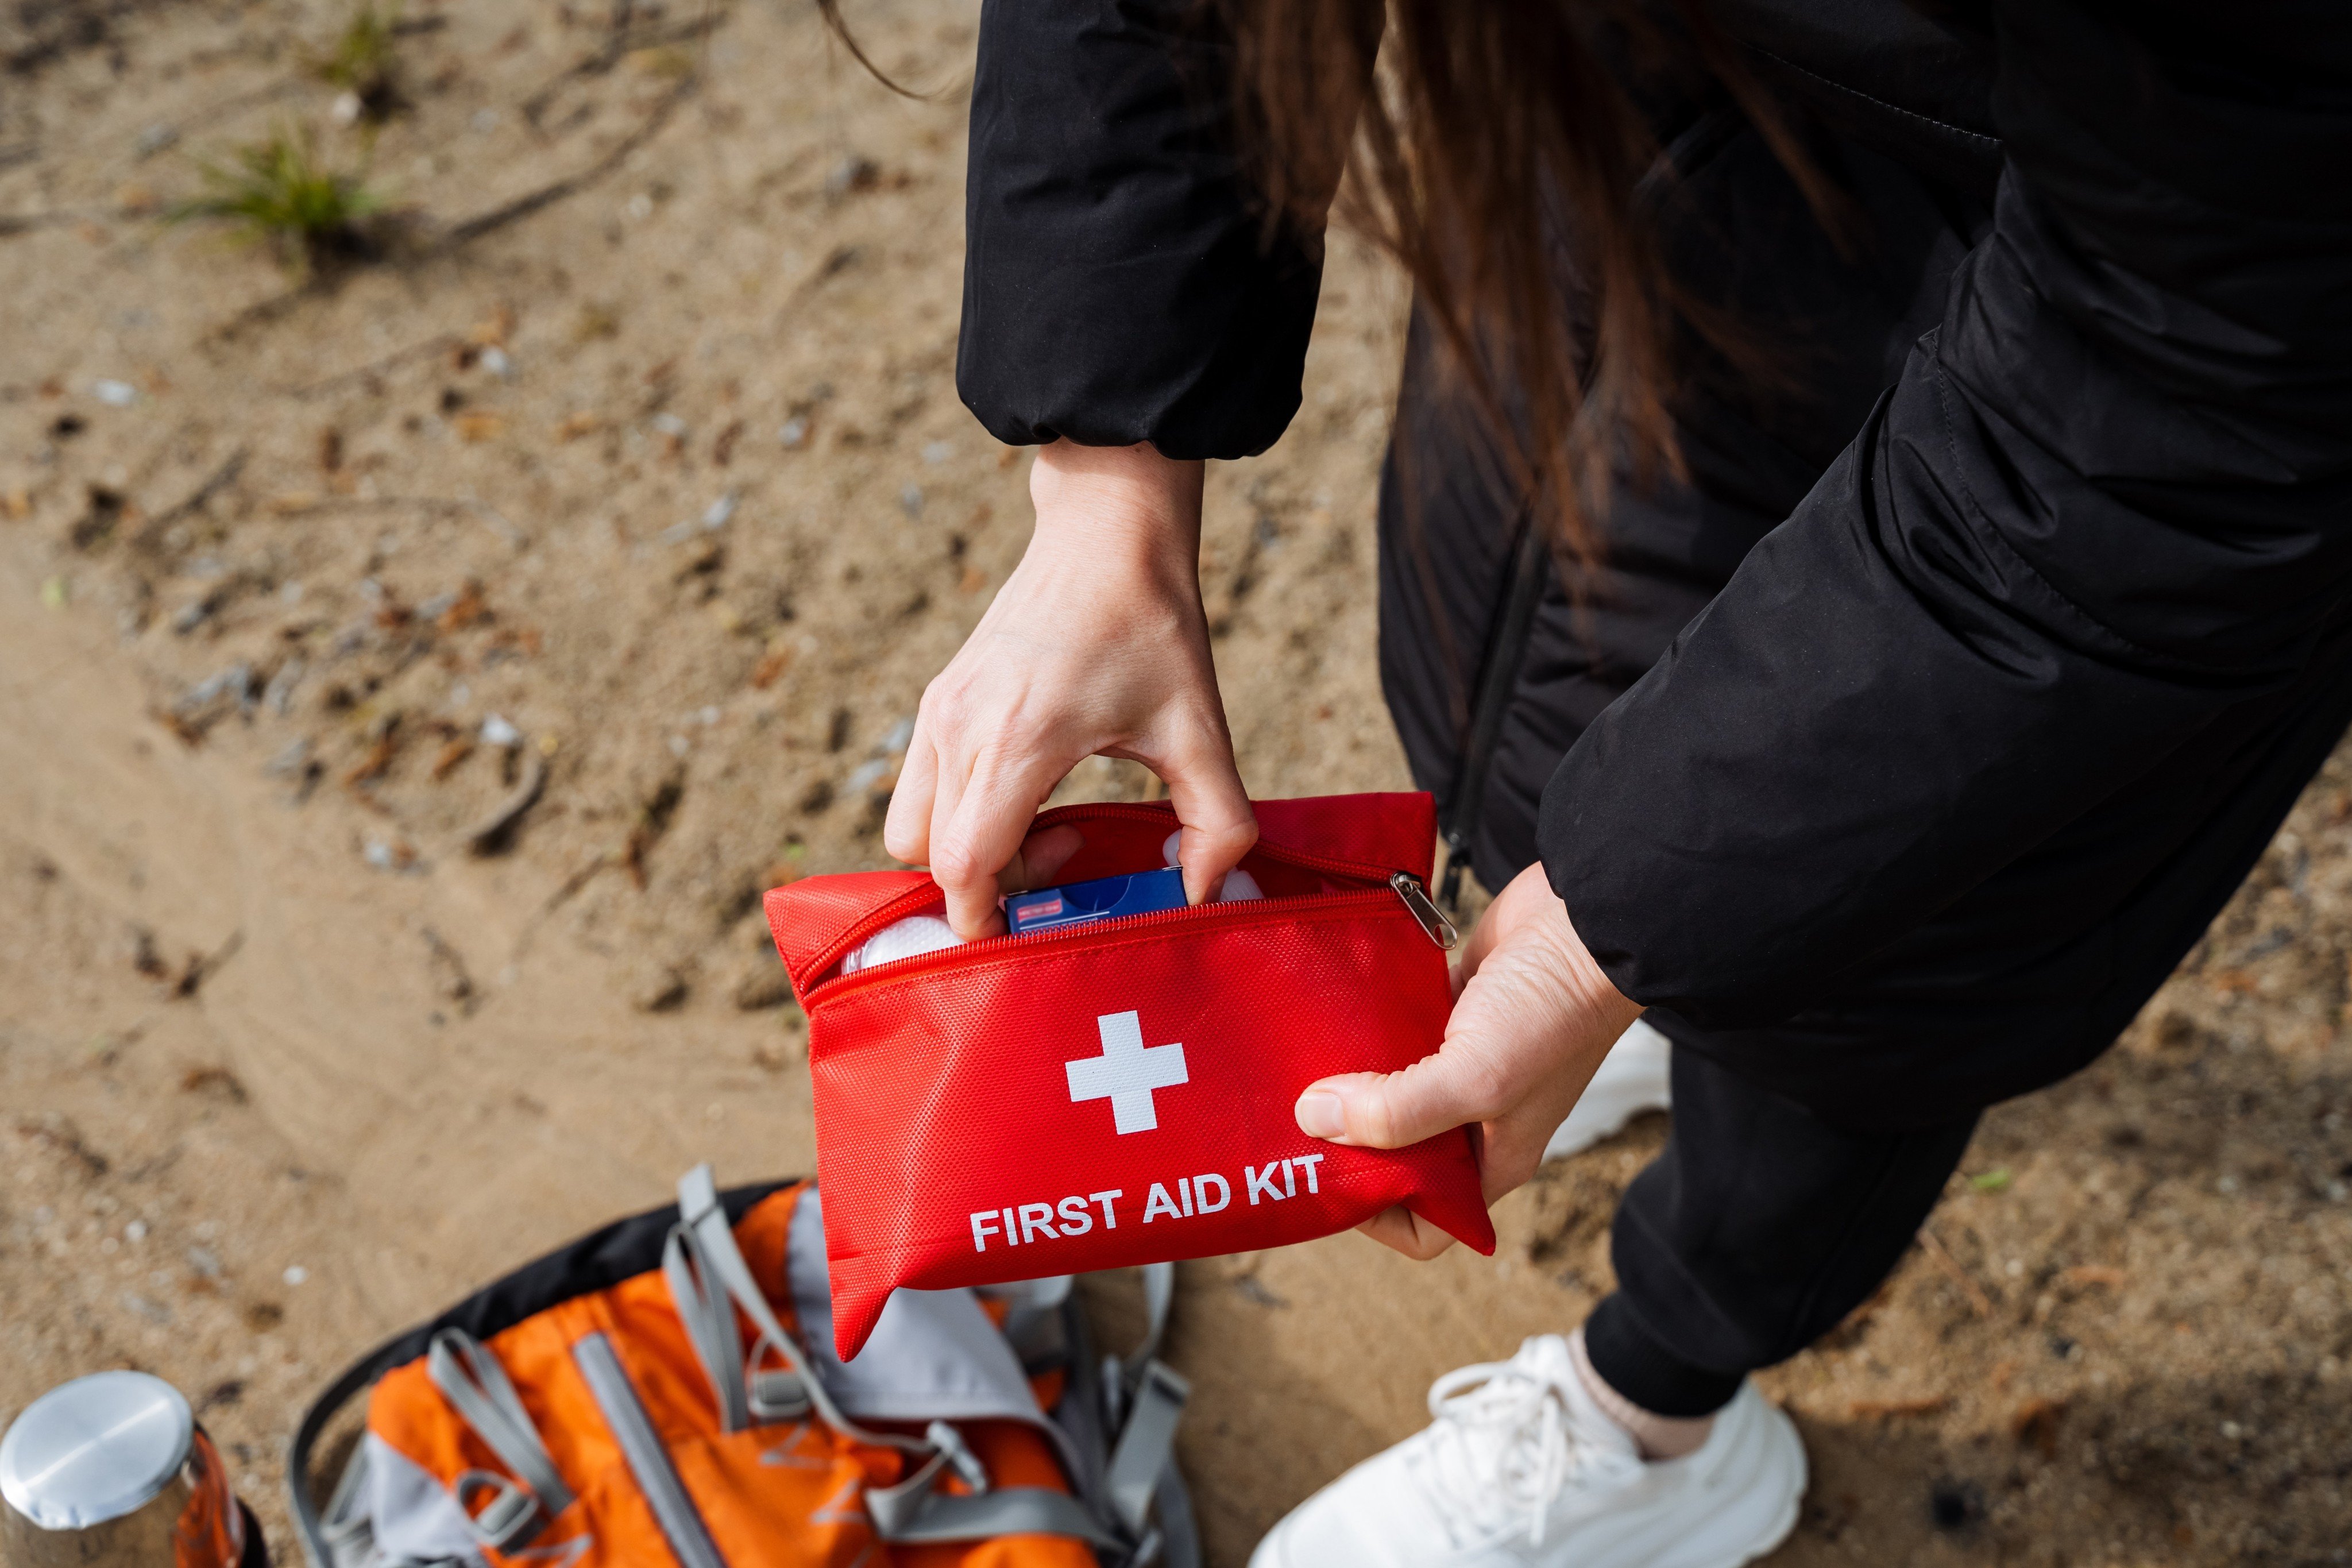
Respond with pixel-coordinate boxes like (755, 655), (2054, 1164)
(1006, 866), (1188, 935)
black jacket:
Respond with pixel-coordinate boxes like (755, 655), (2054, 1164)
(957, 1), (2352, 1120)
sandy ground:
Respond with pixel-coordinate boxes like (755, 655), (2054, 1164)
(3, 2), (2349, 1563)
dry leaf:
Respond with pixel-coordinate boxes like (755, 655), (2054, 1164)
(2011, 1396), (2064, 1458)
(430, 739), (476, 779)
(470, 304), (517, 347)
(343, 732), (399, 786)
(437, 579), (490, 632)
(1848, 1395), (1950, 1419)
(2060, 1265), (2128, 1289)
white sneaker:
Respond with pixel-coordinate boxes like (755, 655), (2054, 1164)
(1543, 1019), (1673, 1161)
(1248, 1335), (1804, 1568)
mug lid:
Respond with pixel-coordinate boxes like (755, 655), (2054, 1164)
(0, 1371), (194, 1530)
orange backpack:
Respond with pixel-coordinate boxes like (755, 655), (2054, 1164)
(287, 1167), (1194, 1568)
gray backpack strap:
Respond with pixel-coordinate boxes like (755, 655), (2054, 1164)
(663, 1223), (755, 1432)
(1153, 1459), (1201, 1568)
(864, 1420), (1118, 1547)
(670, 1167), (1139, 1552)
(672, 1167), (899, 1447)
(1126, 1262), (1175, 1382)
(426, 1328), (574, 1549)
(871, 1484), (1118, 1547)
(1083, 1262), (1194, 1567)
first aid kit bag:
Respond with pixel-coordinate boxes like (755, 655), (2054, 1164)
(764, 791), (1497, 1360)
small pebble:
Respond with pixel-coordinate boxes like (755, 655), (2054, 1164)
(481, 713), (522, 748)
(879, 717), (915, 755)
(125, 1219), (148, 1242)
(899, 483), (924, 519)
(136, 123), (179, 156)
(280, 579), (304, 604)
(2005, 1258), (2025, 1279)
(471, 108), (501, 133)
(652, 412), (688, 437)
(625, 192), (655, 221)
(702, 492), (737, 530)
(922, 441), (953, 465)
(283, 1264), (309, 1286)
(847, 758), (889, 791)
(777, 418), (808, 449)
(825, 153), (879, 196)
(669, 735), (691, 758)
(2220, 1420), (2243, 1440)
(330, 90), (362, 126)
(92, 379), (137, 407)
(480, 346), (514, 379)
(698, 705), (721, 727)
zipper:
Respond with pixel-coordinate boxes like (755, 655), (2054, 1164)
(802, 801), (1451, 988)
(573, 1332), (729, 1568)
(1389, 871), (1459, 950)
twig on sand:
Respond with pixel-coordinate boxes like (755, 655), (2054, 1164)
(461, 748), (548, 855)
(131, 447), (250, 554)
(519, 5), (724, 125)
(1918, 1225), (1995, 1318)
(259, 494), (527, 549)
(277, 333), (459, 398)
(444, 72), (698, 247)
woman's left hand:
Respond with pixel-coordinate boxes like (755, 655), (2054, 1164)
(1290, 862), (1644, 1258)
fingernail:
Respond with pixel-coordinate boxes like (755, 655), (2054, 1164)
(1294, 1091), (1344, 1139)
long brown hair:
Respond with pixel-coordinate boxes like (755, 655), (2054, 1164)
(1221, 0), (1828, 558)
(824, 0), (1826, 558)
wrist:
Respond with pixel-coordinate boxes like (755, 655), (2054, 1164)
(1029, 439), (1204, 578)
(1554, 909), (1643, 1040)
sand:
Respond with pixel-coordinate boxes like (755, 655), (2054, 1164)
(2, 1), (2346, 1563)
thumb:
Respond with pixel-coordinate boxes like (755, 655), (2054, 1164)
(1293, 1053), (1497, 1152)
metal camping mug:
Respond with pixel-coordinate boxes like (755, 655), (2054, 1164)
(0, 1371), (253, 1567)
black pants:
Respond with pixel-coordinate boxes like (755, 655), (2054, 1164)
(1584, 1051), (1979, 1416)
(1376, 114), (2352, 1410)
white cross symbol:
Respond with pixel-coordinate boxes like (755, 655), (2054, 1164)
(1065, 1010), (1188, 1134)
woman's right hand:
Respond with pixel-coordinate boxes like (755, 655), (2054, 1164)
(883, 439), (1258, 939)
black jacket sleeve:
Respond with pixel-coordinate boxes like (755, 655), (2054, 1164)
(956, 0), (1328, 459)
(1539, 2), (2352, 1027)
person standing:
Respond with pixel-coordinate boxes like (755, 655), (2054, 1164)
(879, 2), (2352, 1562)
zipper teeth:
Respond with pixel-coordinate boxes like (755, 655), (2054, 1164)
(802, 801), (1409, 982)
(809, 885), (1403, 999)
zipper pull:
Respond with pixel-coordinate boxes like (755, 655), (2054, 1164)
(1390, 872), (1459, 950)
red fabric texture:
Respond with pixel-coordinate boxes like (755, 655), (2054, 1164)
(764, 793), (1495, 1359)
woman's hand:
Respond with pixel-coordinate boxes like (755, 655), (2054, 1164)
(883, 439), (1258, 939)
(1292, 862), (1643, 1258)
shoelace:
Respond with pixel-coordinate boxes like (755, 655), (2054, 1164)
(1413, 1341), (1630, 1548)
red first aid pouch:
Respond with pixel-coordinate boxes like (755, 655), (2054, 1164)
(764, 791), (1496, 1360)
